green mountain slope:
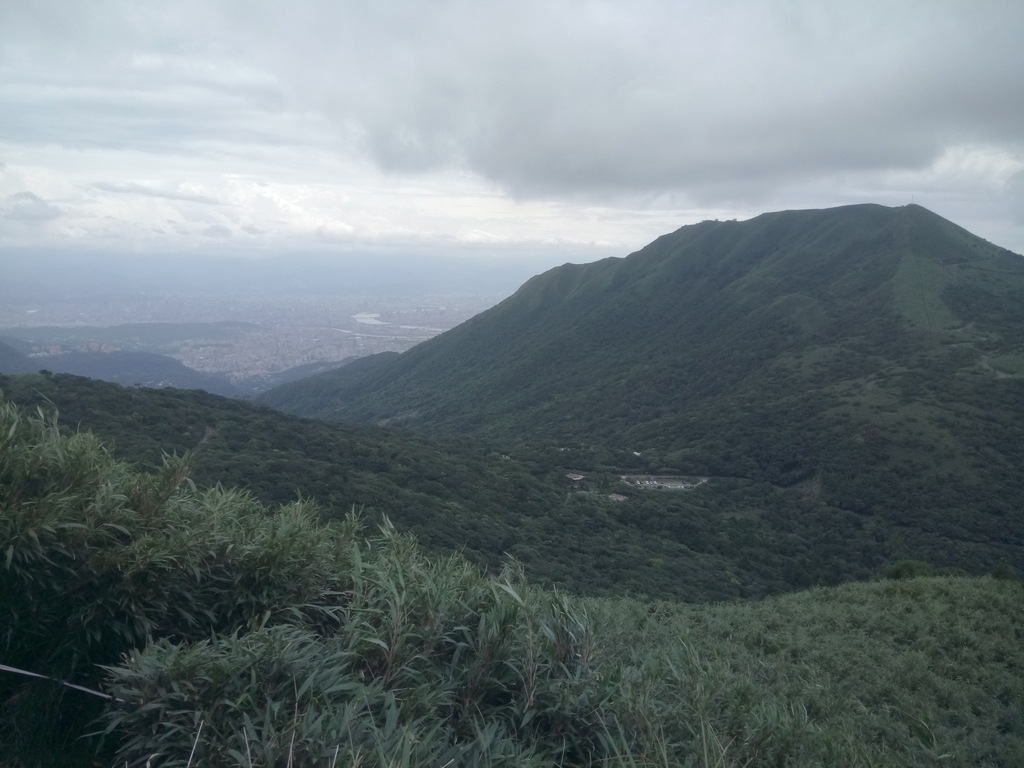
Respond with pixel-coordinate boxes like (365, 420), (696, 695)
(260, 203), (1024, 570)
(3, 398), (1022, 766)
(9, 371), (1018, 603)
(0, 373), (777, 600)
(262, 204), (1022, 443)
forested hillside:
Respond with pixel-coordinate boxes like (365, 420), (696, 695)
(3, 372), (1021, 601)
(2, 396), (1021, 767)
(260, 204), (1024, 577)
(1, 372), (769, 600)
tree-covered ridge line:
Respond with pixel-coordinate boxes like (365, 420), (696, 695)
(5, 372), (1021, 608)
(260, 204), (1024, 443)
(4, 371), (1021, 604)
(1, 372), (735, 601)
(2, 395), (1021, 766)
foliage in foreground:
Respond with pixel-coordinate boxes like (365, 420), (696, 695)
(2, 396), (1023, 767)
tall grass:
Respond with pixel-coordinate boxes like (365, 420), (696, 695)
(102, 544), (608, 767)
(0, 398), (355, 763)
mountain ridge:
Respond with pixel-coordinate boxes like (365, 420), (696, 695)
(259, 204), (1024, 571)
(260, 203), (1024, 444)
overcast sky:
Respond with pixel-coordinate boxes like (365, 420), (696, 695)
(1, 0), (1023, 271)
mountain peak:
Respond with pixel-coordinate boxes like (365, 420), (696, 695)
(259, 203), (1024, 566)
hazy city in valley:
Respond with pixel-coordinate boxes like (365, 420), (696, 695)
(0, 292), (506, 389)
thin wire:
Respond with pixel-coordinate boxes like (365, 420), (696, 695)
(0, 662), (123, 701)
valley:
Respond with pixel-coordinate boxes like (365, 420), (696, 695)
(0, 293), (504, 394)
(5, 205), (1022, 594)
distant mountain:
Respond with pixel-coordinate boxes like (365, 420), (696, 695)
(261, 204), (1024, 567)
(38, 351), (237, 396)
(0, 340), (33, 374)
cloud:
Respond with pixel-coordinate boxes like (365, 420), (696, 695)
(1007, 171), (1024, 225)
(4, 1), (1022, 199)
(91, 182), (225, 205)
(216, 0), (1024, 200)
(201, 223), (232, 237)
(316, 222), (356, 242)
(461, 229), (508, 244)
(3, 192), (63, 221)
(1, 0), (1023, 254)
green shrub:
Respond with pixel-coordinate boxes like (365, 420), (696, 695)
(0, 398), (357, 764)
(884, 560), (935, 580)
(991, 561), (1019, 581)
(102, 546), (608, 767)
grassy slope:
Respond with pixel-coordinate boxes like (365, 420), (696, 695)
(593, 576), (1024, 767)
(106, 576), (1023, 767)
(3, 398), (1021, 766)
